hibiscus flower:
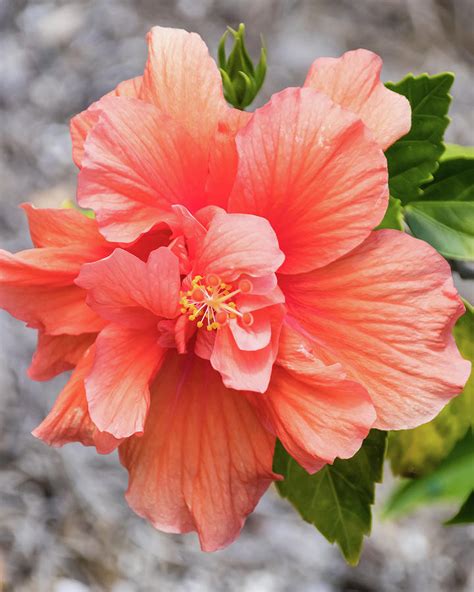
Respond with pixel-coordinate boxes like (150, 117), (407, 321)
(0, 27), (469, 551)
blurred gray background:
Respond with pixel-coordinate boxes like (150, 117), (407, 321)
(0, 1), (473, 591)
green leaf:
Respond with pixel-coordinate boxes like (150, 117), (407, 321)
(376, 196), (404, 230)
(404, 201), (474, 260)
(385, 73), (454, 205)
(385, 429), (474, 518)
(388, 302), (474, 477)
(274, 430), (387, 566)
(445, 491), (474, 525)
(442, 143), (474, 160)
(421, 155), (474, 202)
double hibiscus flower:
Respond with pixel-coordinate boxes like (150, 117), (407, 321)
(0, 27), (469, 550)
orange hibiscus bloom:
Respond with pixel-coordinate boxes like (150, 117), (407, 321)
(0, 27), (469, 551)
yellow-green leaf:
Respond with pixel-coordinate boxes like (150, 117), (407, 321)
(385, 429), (474, 518)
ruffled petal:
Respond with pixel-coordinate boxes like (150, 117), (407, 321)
(142, 27), (227, 147)
(205, 109), (252, 208)
(0, 282), (104, 335)
(85, 324), (165, 438)
(254, 362), (375, 473)
(0, 230), (105, 334)
(193, 211), (285, 282)
(119, 353), (277, 551)
(76, 247), (181, 327)
(279, 230), (471, 430)
(249, 323), (375, 472)
(29, 331), (97, 381)
(32, 346), (121, 453)
(304, 49), (411, 150)
(77, 96), (209, 243)
(229, 87), (388, 274)
(169, 204), (207, 263)
(0, 246), (101, 286)
(70, 76), (143, 168)
(114, 76), (143, 98)
(211, 305), (285, 393)
(21, 203), (108, 249)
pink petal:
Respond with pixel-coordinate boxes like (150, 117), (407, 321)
(123, 224), (172, 262)
(85, 324), (165, 438)
(142, 27), (227, 147)
(76, 247), (181, 327)
(236, 273), (277, 296)
(21, 203), (108, 249)
(211, 305), (285, 393)
(205, 109), (252, 208)
(230, 312), (272, 352)
(70, 76), (143, 168)
(33, 346), (121, 454)
(0, 209), (110, 334)
(194, 329), (215, 360)
(236, 283), (286, 313)
(194, 205), (227, 228)
(114, 76), (143, 98)
(275, 321), (342, 382)
(77, 96), (209, 243)
(193, 211), (285, 282)
(279, 230), (471, 430)
(29, 331), (97, 381)
(229, 87), (388, 274)
(0, 247), (99, 286)
(253, 363), (375, 473)
(146, 248), (182, 318)
(157, 315), (196, 353)
(0, 281), (105, 335)
(169, 204), (207, 262)
(304, 49), (411, 150)
(119, 353), (277, 551)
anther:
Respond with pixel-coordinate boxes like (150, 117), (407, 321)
(238, 279), (253, 294)
(215, 311), (228, 325)
(180, 274), (254, 332)
(241, 312), (254, 326)
(206, 273), (220, 287)
(191, 288), (205, 301)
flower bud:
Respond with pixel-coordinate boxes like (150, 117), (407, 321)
(218, 23), (267, 110)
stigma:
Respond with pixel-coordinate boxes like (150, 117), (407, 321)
(179, 274), (253, 331)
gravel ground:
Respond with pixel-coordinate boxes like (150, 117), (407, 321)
(1, 1), (473, 591)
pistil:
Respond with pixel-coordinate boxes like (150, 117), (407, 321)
(179, 274), (254, 331)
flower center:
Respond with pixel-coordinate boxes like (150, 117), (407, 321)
(179, 274), (253, 331)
